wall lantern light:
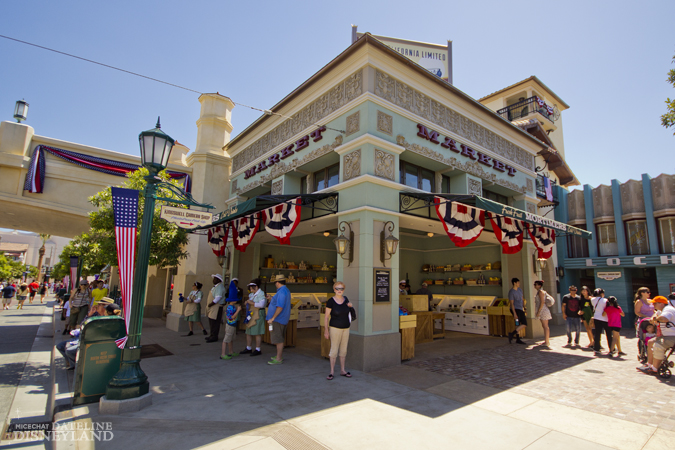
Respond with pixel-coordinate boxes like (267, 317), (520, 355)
(334, 221), (353, 266)
(556, 267), (565, 278)
(380, 221), (399, 267)
(14, 100), (28, 123)
(217, 247), (231, 277)
(532, 250), (547, 273)
(427, 232), (434, 238)
(138, 117), (175, 175)
(323, 231), (330, 237)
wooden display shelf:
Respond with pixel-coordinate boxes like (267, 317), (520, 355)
(260, 267), (336, 272)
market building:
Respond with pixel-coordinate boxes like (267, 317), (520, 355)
(556, 173), (675, 327)
(165, 34), (589, 371)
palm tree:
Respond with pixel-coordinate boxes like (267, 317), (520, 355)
(37, 234), (51, 283)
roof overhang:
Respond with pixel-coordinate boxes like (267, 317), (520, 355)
(538, 147), (580, 187)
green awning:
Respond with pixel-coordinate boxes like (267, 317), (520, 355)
(399, 192), (592, 240)
(194, 193), (339, 231)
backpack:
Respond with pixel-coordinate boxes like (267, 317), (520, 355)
(543, 290), (555, 308)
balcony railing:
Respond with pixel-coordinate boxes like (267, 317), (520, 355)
(536, 174), (558, 204)
(497, 96), (556, 123)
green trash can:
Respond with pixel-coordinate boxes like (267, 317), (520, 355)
(72, 316), (126, 406)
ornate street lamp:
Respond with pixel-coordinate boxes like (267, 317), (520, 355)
(333, 222), (353, 266)
(105, 119), (175, 401)
(14, 100), (28, 123)
(379, 221), (399, 267)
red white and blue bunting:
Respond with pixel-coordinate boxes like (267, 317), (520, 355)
(262, 197), (302, 245)
(527, 224), (556, 259)
(23, 145), (191, 193)
(489, 216), (525, 254)
(434, 198), (485, 247)
(207, 225), (229, 256)
(231, 214), (260, 252)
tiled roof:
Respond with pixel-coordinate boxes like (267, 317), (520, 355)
(0, 243), (29, 252)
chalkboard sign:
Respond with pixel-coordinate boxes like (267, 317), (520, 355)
(373, 269), (391, 304)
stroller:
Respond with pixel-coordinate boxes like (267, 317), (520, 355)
(636, 318), (652, 364)
(657, 343), (675, 379)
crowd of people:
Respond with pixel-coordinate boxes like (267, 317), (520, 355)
(506, 278), (675, 376)
(1, 280), (50, 310)
(180, 273), (354, 378)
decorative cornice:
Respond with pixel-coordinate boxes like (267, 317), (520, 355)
(231, 69), (363, 173)
(396, 136), (527, 194)
(235, 135), (343, 195)
(335, 133), (405, 156)
(374, 70), (535, 172)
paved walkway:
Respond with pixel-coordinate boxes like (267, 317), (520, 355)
(6, 306), (675, 450)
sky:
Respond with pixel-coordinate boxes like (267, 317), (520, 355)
(1, 1), (673, 190)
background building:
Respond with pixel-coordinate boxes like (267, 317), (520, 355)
(556, 174), (675, 326)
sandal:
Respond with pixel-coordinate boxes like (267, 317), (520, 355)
(326, 374), (334, 380)
(340, 372), (352, 378)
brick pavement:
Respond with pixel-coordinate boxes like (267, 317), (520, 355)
(407, 332), (675, 431)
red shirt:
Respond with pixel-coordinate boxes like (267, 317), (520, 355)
(29, 282), (40, 293)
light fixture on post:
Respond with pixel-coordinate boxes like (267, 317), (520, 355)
(14, 100), (28, 123)
(532, 250), (547, 273)
(138, 117), (175, 176)
(380, 221), (399, 267)
(106, 118), (176, 402)
(333, 222), (353, 266)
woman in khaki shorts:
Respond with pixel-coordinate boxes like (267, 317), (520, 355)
(324, 281), (353, 380)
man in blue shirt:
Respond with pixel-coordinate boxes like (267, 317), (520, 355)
(266, 275), (291, 365)
(507, 278), (527, 344)
(2, 283), (17, 310)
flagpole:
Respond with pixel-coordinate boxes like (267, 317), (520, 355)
(105, 173), (158, 400)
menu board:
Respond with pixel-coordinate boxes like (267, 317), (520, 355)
(373, 269), (391, 304)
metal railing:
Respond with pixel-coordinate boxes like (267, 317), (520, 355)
(535, 175), (559, 203)
(497, 96), (555, 123)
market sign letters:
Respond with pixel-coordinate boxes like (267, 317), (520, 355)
(416, 124), (517, 176)
(244, 127), (326, 179)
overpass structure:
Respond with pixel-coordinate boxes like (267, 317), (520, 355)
(0, 93), (235, 317)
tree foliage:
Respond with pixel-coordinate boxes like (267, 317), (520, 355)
(51, 168), (190, 281)
(0, 253), (26, 281)
(662, 53), (675, 134)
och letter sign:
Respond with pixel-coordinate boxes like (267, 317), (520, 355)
(160, 206), (213, 229)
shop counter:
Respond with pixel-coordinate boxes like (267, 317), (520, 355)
(432, 312), (445, 339)
(399, 314), (416, 360)
(412, 311), (434, 343)
(400, 295), (430, 312)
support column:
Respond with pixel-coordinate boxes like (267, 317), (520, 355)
(167, 94), (235, 332)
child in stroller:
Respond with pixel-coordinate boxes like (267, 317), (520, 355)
(637, 318), (656, 364)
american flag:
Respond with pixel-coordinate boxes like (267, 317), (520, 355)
(69, 257), (79, 291)
(111, 187), (139, 349)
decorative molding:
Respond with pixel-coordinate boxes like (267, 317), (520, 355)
(468, 178), (482, 196)
(620, 179), (645, 215)
(592, 185), (614, 219)
(435, 172), (443, 193)
(377, 110), (393, 135)
(567, 189), (586, 223)
(375, 70), (534, 171)
(374, 149), (395, 181)
(527, 203), (537, 214)
(231, 179), (237, 193)
(346, 111), (360, 136)
(235, 135), (343, 195)
(232, 70), (362, 173)
(651, 173), (675, 212)
(343, 149), (361, 182)
(526, 178), (534, 195)
(272, 179), (284, 195)
(396, 136), (527, 194)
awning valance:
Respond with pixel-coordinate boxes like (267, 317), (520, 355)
(400, 192), (591, 240)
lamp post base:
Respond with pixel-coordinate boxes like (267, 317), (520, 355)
(105, 347), (149, 400)
(99, 392), (152, 415)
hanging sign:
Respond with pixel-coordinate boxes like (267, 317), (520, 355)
(597, 272), (622, 281)
(160, 206), (213, 229)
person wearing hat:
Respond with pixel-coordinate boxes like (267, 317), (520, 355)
(643, 295), (675, 375)
(399, 280), (408, 295)
(183, 282), (207, 336)
(265, 274), (291, 365)
(241, 278), (266, 356)
(205, 274), (227, 342)
(69, 280), (93, 329)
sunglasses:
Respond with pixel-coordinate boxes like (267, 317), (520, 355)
(335, 287), (344, 291)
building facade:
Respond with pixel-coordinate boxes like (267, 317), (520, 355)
(166, 35), (586, 371)
(556, 174), (675, 327)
